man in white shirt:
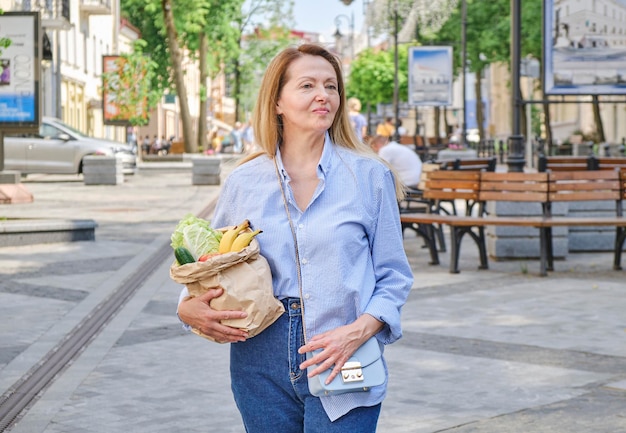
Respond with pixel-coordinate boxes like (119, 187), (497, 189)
(369, 135), (422, 188)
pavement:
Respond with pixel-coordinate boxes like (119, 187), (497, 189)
(1, 157), (625, 433)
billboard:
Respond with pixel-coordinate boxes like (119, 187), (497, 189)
(0, 12), (41, 130)
(408, 46), (453, 106)
(102, 55), (150, 125)
(544, 0), (626, 95)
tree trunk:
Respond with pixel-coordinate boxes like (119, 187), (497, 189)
(475, 70), (484, 142)
(162, 0), (195, 153)
(197, 32), (208, 152)
(592, 95), (605, 142)
(234, 35), (242, 122)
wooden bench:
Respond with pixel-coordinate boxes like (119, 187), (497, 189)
(538, 155), (626, 172)
(400, 169), (626, 276)
(439, 157), (497, 172)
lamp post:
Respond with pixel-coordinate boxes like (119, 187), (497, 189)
(461, 0), (467, 147)
(508, 0), (525, 172)
(334, 13), (354, 61)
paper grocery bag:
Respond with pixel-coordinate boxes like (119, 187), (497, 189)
(169, 237), (284, 343)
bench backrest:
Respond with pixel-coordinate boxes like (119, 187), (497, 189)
(422, 170), (480, 202)
(538, 156), (588, 172)
(547, 170), (621, 202)
(539, 155), (626, 172)
(479, 172), (549, 203)
(440, 157), (497, 172)
(591, 157), (626, 171)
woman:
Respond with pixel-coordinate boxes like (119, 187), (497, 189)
(347, 97), (368, 143)
(177, 43), (413, 432)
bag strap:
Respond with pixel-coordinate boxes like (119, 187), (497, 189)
(273, 157), (309, 343)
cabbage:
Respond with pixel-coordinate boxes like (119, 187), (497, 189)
(171, 214), (222, 258)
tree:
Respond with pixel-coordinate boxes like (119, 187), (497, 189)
(429, 0), (542, 142)
(234, 0), (296, 122)
(122, 0), (243, 153)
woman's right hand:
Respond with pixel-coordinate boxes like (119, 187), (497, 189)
(177, 288), (249, 343)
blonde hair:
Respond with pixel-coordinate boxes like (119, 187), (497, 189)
(242, 43), (404, 200)
(347, 97), (362, 112)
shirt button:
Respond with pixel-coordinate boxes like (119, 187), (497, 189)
(298, 224), (304, 229)
(304, 293), (310, 299)
(301, 258), (308, 265)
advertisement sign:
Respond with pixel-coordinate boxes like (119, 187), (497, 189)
(0, 12), (41, 130)
(102, 55), (150, 125)
(544, 0), (626, 95)
(408, 46), (453, 106)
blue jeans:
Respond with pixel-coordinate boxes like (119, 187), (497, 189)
(230, 298), (381, 433)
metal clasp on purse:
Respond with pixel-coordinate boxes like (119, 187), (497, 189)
(341, 361), (364, 383)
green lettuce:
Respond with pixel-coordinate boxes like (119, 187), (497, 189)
(171, 214), (222, 259)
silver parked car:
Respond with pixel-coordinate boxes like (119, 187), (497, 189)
(3, 117), (137, 175)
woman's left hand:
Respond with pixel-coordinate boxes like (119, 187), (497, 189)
(298, 314), (383, 385)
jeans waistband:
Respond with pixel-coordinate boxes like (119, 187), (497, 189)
(281, 297), (301, 317)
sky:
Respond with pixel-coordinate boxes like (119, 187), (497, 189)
(291, 0), (365, 43)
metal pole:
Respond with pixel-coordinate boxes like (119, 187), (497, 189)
(0, 131), (4, 172)
(350, 12), (354, 60)
(54, 30), (62, 119)
(507, 0), (525, 172)
(526, 71), (533, 167)
(393, 0), (400, 142)
(461, 0), (467, 147)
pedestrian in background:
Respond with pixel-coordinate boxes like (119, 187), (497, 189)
(142, 135), (150, 156)
(369, 134), (422, 188)
(176, 43), (413, 433)
(347, 97), (367, 143)
(376, 117), (395, 137)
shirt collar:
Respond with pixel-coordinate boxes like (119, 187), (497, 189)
(275, 132), (334, 180)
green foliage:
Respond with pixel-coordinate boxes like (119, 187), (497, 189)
(346, 45), (409, 107)
(426, 0), (542, 75)
(235, 0), (297, 118)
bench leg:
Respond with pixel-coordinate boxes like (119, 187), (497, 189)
(449, 226), (461, 273)
(449, 226), (486, 273)
(412, 223), (440, 265)
(539, 228), (548, 277)
(545, 227), (554, 272)
(459, 226), (488, 270)
(614, 227), (626, 271)
(435, 223), (446, 252)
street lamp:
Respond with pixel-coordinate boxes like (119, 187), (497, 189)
(334, 14), (354, 60)
(508, 0), (525, 172)
(461, 0), (467, 147)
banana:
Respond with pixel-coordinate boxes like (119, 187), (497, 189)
(230, 229), (262, 253)
(218, 220), (250, 253)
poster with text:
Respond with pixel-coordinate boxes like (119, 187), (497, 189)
(544, 0), (626, 95)
(408, 46), (453, 106)
(0, 12), (41, 128)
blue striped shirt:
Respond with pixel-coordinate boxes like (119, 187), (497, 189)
(207, 134), (414, 420)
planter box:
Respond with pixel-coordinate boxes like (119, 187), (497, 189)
(83, 156), (123, 185)
(0, 219), (97, 247)
(192, 157), (221, 185)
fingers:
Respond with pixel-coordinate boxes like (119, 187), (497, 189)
(196, 287), (224, 302)
(299, 343), (347, 384)
(178, 290), (249, 343)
